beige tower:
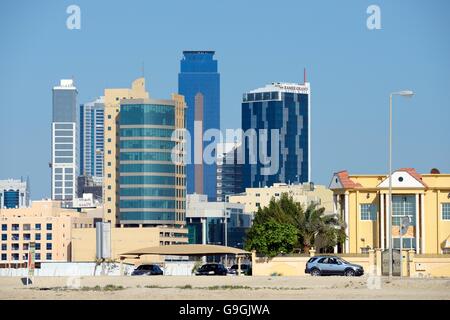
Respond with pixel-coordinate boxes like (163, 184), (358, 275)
(103, 78), (149, 225)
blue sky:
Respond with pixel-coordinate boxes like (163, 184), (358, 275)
(0, 0), (449, 200)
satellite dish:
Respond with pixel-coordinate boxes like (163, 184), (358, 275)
(400, 216), (411, 236)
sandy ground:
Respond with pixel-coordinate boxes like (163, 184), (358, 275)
(0, 275), (449, 300)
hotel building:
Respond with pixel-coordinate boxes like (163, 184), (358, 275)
(241, 81), (310, 188)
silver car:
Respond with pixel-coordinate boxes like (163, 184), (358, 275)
(305, 256), (364, 276)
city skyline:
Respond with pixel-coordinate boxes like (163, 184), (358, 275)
(1, 0), (450, 200)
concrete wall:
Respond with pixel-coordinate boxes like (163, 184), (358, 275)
(251, 251), (372, 277)
(0, 261), (196, 277)
(409, 252), (450, 277)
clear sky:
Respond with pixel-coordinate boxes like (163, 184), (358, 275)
(0, 0), (449, 200)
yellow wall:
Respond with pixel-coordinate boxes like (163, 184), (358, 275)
(71, 226), (160, 262)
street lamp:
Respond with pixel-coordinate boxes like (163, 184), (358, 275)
(388, 90), (414, 279)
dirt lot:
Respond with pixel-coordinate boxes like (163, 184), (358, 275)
(0, 275), (449, 300)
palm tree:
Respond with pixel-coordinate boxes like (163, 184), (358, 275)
(299, 203), (347, 253)
(248, 193), (347, 254)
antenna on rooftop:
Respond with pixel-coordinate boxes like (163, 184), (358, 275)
(303, 68), (307, 84)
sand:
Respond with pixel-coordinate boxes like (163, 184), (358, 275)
(0, 275), (449, 300)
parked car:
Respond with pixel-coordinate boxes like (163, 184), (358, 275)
(228, 264), (252, 275)
(131, 264), (163, 276)
(195, 263), (228, 276)
(305, 256), (364, 277)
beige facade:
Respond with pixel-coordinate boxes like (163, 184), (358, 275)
(103, 78), (149, 226)
(71, 226), (188, 262)
(228, 183), (334, 214)
(0, 200), (100, 265)
(330, 168), (450, 254)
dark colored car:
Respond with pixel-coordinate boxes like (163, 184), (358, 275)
(131, 264), (163, 276)
(305, 256), (364, 277)
(228, 264), (252, 275)
(195, 263), (228, 276)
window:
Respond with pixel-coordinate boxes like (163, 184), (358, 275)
(1, 234), (6, 241)
(1, 224), (7, 231)
(35, 233), (41, 241)
(46, 233), (52, 241)
(35, 243), (41, 250)
(360, 204), (377, 221)
(35, 253), (41, 260)
(46, 243), (52, 250)
(46, 223), (52, 231)
(46, 253), (52, 260)
(35, 224), (41, 230)
(23, 234), (31, 241)
(393, 237), (416, 249)
(23, 224), (31, 231)
(1, 254), (6, 261)
(11, 244), (19, 251)
(12, 224), (19, 231)
(12, 254), (19, 261)
(442, 203), (450, 220)
(255, 193), (260, 197)
(1, 244), (6, 251)
(12, 234), (19, 241)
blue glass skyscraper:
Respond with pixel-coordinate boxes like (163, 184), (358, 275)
(178, 51), (220, 201)
(80, 96), (104, 178)
(242, 82), (311, 188)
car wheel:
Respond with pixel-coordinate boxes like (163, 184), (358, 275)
(310, 268), (321, 277)
(345, 269), (355, 277)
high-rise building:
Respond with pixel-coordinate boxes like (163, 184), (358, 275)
(216, 142), (243, 202)
(103, 78), (187, 235)
(0, 178), (30, 209)
(118, 95), (186, 228)
(51, 79), (78, 201)
(80, 96), (104, 178)
(178, 51), (220, 201)
(103, 78), (150, 225)
(241, 81), (310, 188)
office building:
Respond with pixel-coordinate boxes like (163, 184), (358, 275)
(186, 194), (251, 249)
(103, 78), (150, 225)
(80, 96), (104, 178)
(51, 79), (78, 201)
(216, 142), (243, 202)
(102, 78), (187, 243)
(329, 168), (450, 254)
(228, 182), (334, 214)
(241, 81), (310, 188)
(0, 178), (30, 209)
(178, 51), (220, 201)
(118, 94), (186, 228)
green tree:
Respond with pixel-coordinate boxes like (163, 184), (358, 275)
(244, 219), (298, 257)
(245, 193), (346, 255)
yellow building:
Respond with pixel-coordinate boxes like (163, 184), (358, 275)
(0, 200), (100, 265)
(329, 168), (450, 254)
(228, 183), (334, 214)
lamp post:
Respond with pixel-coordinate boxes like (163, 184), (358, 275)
(388, 90), (414, 279)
